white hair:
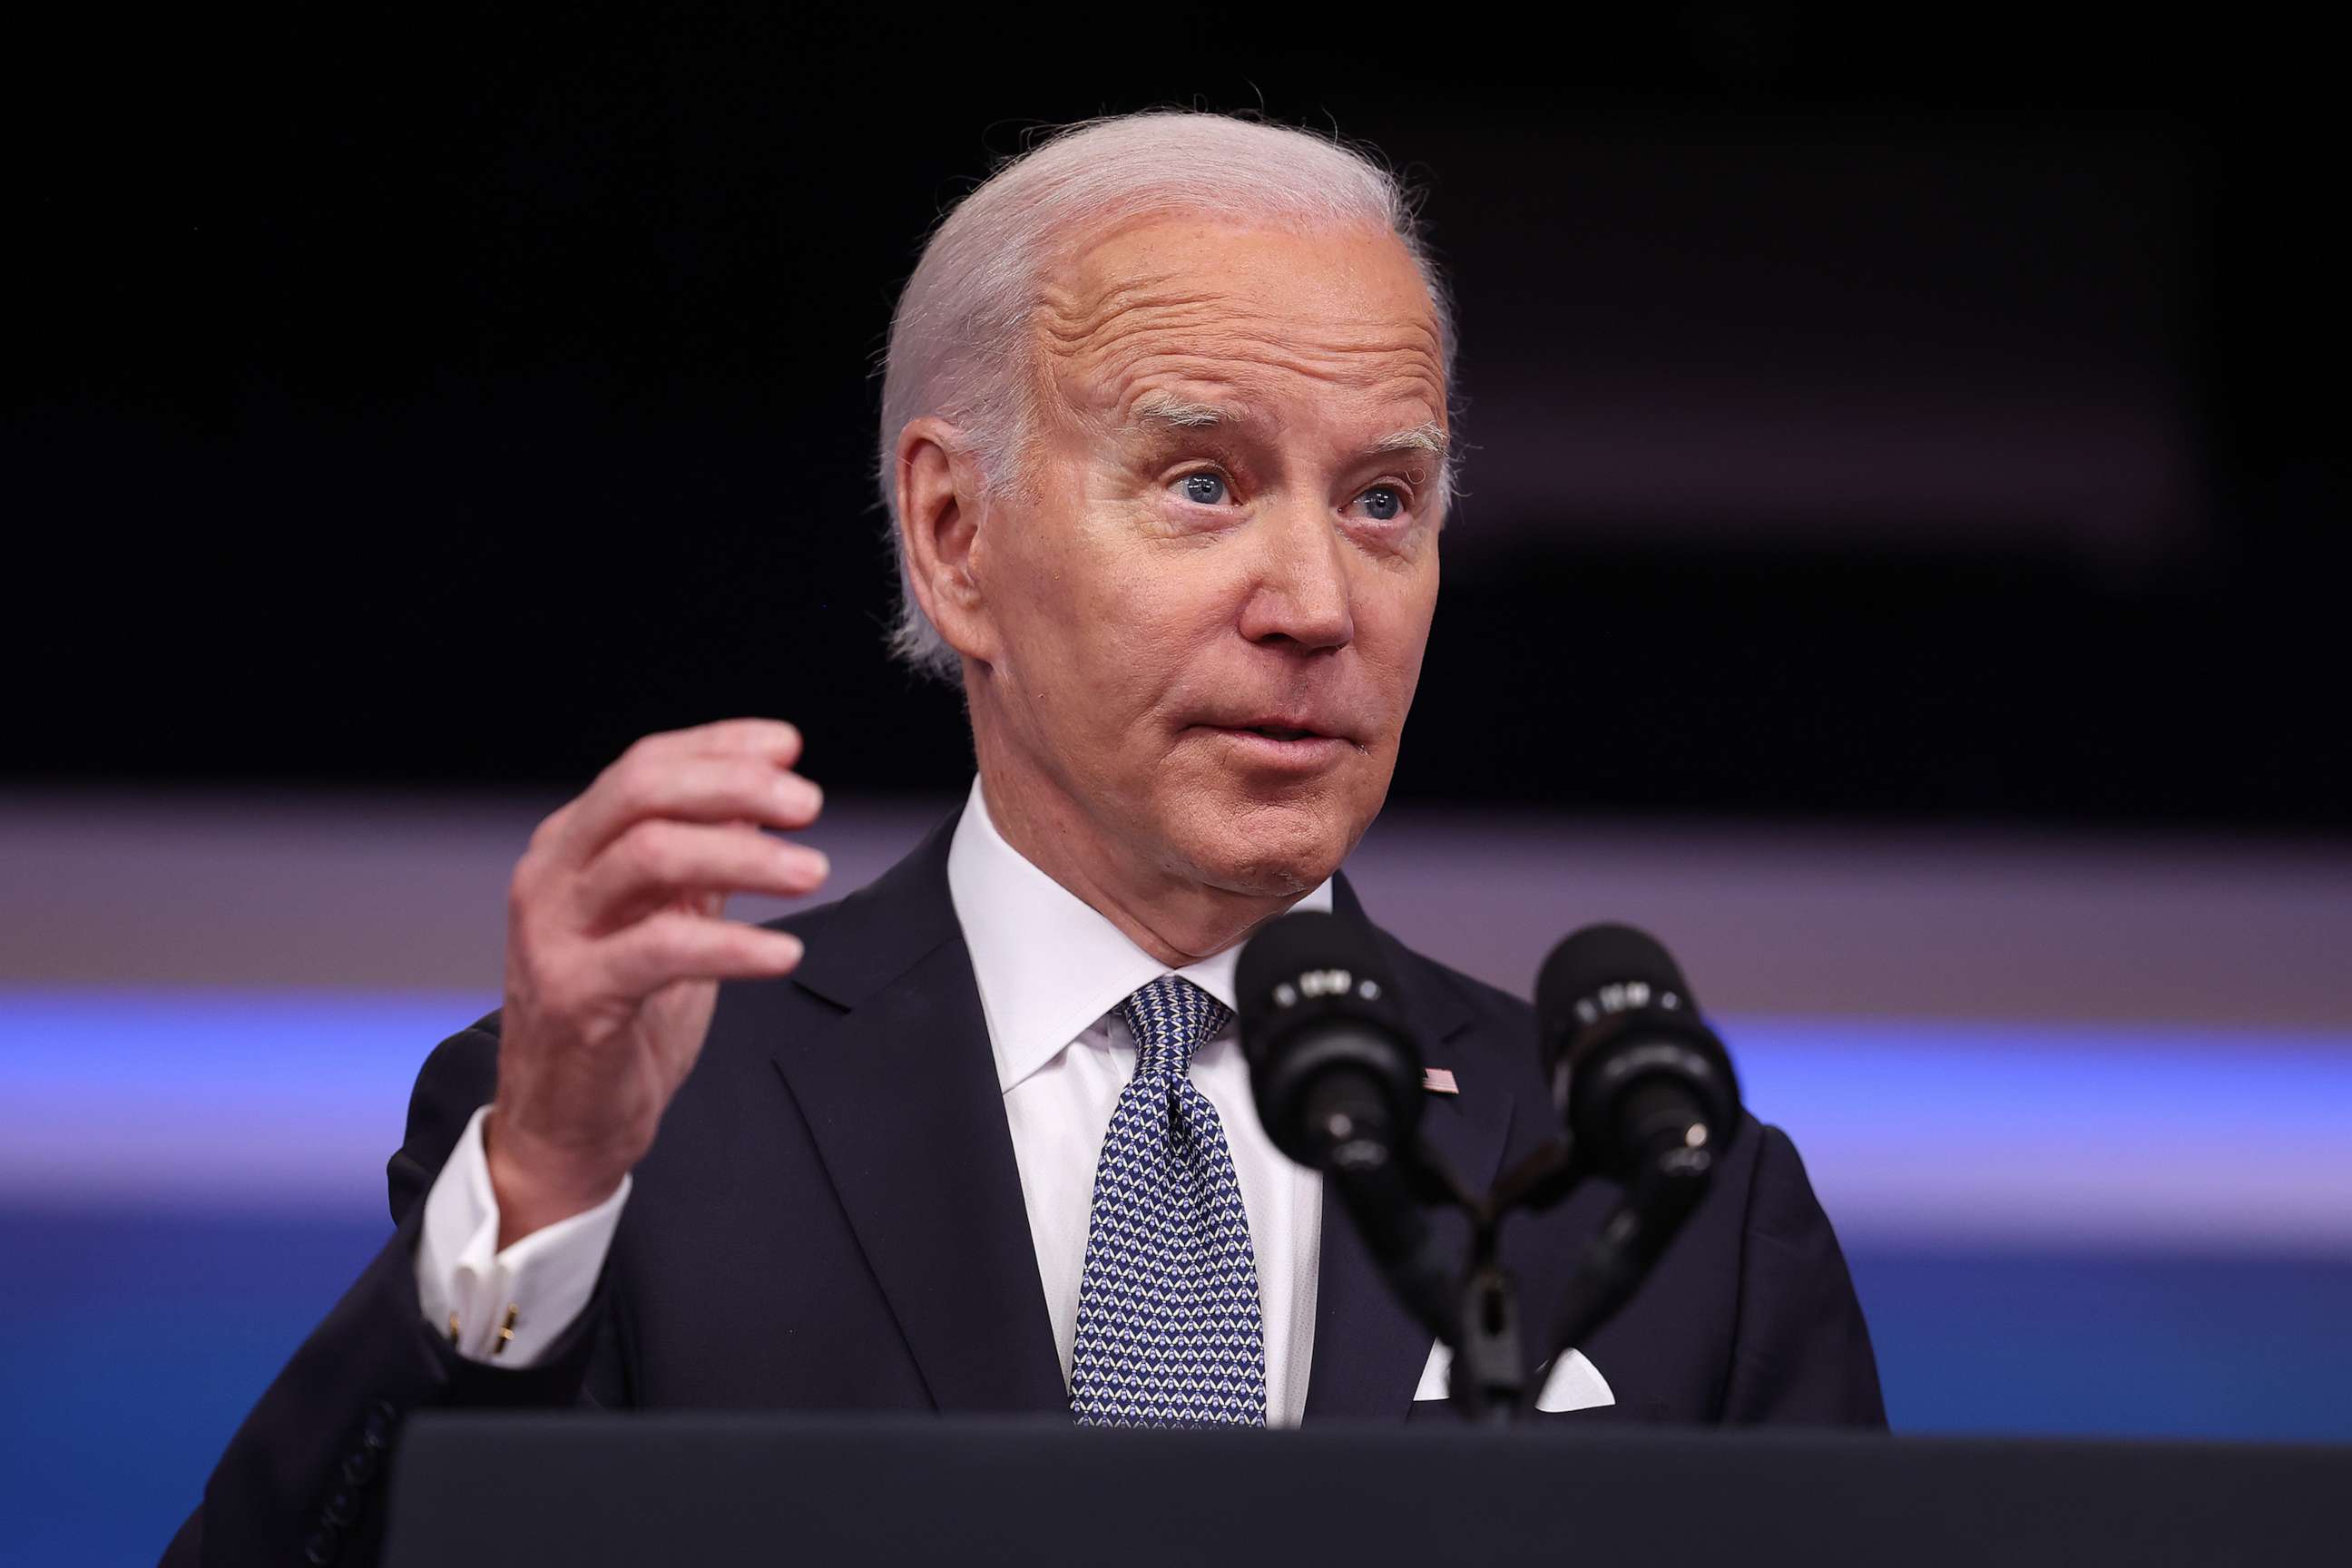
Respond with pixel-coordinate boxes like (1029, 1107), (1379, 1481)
(876, 110), (1457, 681)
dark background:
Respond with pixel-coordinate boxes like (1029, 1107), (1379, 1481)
(8, 6), (2342, 828)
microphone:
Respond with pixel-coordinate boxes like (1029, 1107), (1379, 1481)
(1237, 911), (1455, 1341)
(1534, 922), (1741, 1188)
(1529, 925), (1741, 1376)
(1235, 910), (1425, 1173)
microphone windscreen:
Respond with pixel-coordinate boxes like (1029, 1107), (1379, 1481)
(1235, 909), (1392, 1042)
(1535, 922), (1695, 1042)
(1236, 907), (1421, 1170)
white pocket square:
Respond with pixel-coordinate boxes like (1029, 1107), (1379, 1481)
(1411, 1340), (1614, 1413)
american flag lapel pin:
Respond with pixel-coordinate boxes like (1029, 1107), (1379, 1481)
(1421, 1067), (1459, 1095)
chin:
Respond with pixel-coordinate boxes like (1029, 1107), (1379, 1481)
(1165, 787), (1367, 897)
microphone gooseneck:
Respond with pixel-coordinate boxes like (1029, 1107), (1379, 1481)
(1534, 922), (1743, 1366)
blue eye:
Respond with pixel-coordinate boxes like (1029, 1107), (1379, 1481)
(1358, 485), (1404, 522)
(1179, 473), (1228, 505)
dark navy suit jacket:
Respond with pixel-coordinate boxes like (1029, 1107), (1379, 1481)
(166, 816), (1883, 1565)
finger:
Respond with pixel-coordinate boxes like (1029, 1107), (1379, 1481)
(594, 911), (806, 997)
(573, 820), (830, 935)
(649, 718), (804, 769)
(554, 754), (824, 867)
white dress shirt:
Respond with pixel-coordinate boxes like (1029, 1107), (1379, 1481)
(416, 779), (1330, 1423)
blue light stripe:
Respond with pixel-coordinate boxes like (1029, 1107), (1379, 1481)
(5, 989), (2350, 1245)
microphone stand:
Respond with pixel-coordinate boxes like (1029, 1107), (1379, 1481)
(1331, 1136), (1534, 1424)
(1538, 1152), (1712, 1377)
(1362, 1132), (1720, 1424)
(1324, 1151), (1463, 1351)
(1451, 1214), (1529, 1426)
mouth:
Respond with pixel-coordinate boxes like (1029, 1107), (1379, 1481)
(1189, 716), (1358, 769)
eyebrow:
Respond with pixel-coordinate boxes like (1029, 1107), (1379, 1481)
(1369, 420), (1450, 464)
(1128, 391), (1450, 467)
(1130, 391), (1230, 430)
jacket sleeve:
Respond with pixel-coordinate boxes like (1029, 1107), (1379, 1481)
(162, 1018), (615, 1568)
(1718, 1123), (1887, 1427)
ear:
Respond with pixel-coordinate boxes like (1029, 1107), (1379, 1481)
(893, 416), (1000, 668)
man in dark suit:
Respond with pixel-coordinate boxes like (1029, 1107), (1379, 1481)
(168, 111), (1881, 1567)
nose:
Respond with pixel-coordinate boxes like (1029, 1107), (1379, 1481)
(1238, 497), (1355, 653)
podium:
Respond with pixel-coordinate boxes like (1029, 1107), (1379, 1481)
(385, 1414), (2347, 1568)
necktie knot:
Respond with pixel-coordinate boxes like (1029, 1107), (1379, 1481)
(1115, 975), (1232, 1081)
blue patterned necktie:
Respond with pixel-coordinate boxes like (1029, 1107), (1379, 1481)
(1067, 975), (1269, 1426)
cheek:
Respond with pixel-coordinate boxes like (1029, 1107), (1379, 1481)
(1089, 557), (1240, 729)
(1357, 559), (1440, 710)
(997, 511), (1210, 724)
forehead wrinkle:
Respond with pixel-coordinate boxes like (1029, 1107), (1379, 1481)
(1035, 277), (1233, 352)
(1111, 347), (1446, 413)
(1035, 253), (1443, 349)
(1034, 273), (1446, 446)
(1060, 302), (1442, 367)
(1039, 282), (1443, 393)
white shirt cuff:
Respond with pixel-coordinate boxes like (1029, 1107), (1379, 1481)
(414, 1104), (631, 1367)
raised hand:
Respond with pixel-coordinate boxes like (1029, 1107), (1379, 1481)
(485, 719), (827, 1245)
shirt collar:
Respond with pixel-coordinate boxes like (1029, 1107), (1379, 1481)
(945, 776), (1335, 1094)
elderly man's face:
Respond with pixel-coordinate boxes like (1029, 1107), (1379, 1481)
(975, 218), (1446, 901)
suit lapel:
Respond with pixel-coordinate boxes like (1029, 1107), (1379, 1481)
(1302, 874), (1516, 1422)
(769, 818), (1068, 1415)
